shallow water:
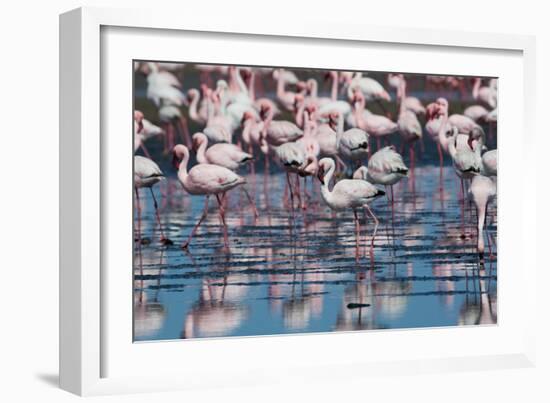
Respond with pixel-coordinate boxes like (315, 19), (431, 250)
(133, 165), (497, 341)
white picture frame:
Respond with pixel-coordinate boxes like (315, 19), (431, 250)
(60, 6), (537, 396)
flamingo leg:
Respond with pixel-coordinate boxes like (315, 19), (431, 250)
(216, 194), (230, 251)
(302, 176), (310, 210)
(149, 187), (173, 245)
(364, 204), (379, 265)
(286, 172), (295, 215)
(437, 142), (444, 189)
(241, 186), (259, 220)
(182, 196), (210, 249)
(134, 188), (144, 301)
(135, 187), (143, 243)
(353, 210), (360, 262)
(294, 174), (303, 209)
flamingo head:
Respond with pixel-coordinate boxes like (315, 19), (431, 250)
(191, 132), (206, 152)
(259, 100), (272, 120)
(468, 127), (484, 150)
(241, 111), (254, 125)
(187, 88), (199, 103)
(425, 103), (439, 120)
(305, 103), (317, 115)
(339, 71), (353, 84)
(317, 158), (332, 185)
(328, 111), (340, 127)
(296, 81), (307, 92)
(293, 93), (304, 111)
(172, 144), (187, 170)
(352, 166), (368, 181)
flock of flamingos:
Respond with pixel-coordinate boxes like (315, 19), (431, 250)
(133, 62), (498, 266)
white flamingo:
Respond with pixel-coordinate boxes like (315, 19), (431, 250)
(134, 155), (172, 245)
(469, 175), (497, 260)
(353, 146), (408, 221)
(317, 157), (385, 261)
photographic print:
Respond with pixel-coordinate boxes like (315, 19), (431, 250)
(133, 62), (497, 341)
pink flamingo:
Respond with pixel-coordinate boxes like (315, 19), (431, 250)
(186, 88), (208, 125)
(192, 132), (259, 218)
(172, 144), (246, 251)
(317, 157), (385, 262)
(397, 80), (422, 179)
(472, 77), (497, 109)
(134, 155), (172, 245)
(203, 88), (233, 144)
(259, 101), (304, 146)
(274, 68), (304, 111)
(351, 88), (398, 150)
(387, 74), (426, 116)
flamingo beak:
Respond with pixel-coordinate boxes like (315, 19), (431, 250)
(137, 120), (144, 133)
(468, 137), (474, 151)
(317, 166), (325, 185)
(172, 154), (180, 170)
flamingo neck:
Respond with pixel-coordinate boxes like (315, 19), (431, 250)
(331, 72), (338, 101)
(473, 78), (481, 99)
(309, 79), (318, 98)
(354, 100), (366, 129)
(206, 95), (214, 125)
(195, 138), (208, 164)
(320, 161), (336, 204)
(437, 114), (449, 151)
(242, 120), (252, 144)
(188, 93), (200, 122)
(177, 149), (190, 187)
(234, 68), (248, 94)
(295, 100), (305, 128)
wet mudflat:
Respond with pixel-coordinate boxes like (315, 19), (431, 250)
(133, 165), (497, 341)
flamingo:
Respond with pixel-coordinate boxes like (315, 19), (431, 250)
(259, 100), (303, 146)
(274, 141), (307, 211)
(186, 88), (208, 125)
(387, 73), (425, 116)
(464, 105), (490, 123)
(134, 156), (172, 245)
(481, 149), (497, 176)
(345, 72), (391, 102)
(353, 146), (408, 222)
(192, 132), (259, 217)
(274, 68), (303, 111)
(344, 72), (392, 118)
(351, 88), (398, 150)
(172, 144), (246, 251)
(193, 132), (253, 171)
(472, 77), (497, 109)
(317, 157), (385, 262)
(468, 175), (497, 261)
(203, 88), (233, 144)
(397, 80), (422, 176)
(314, 111), (346, 170)
(433, 98), (486, 143)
